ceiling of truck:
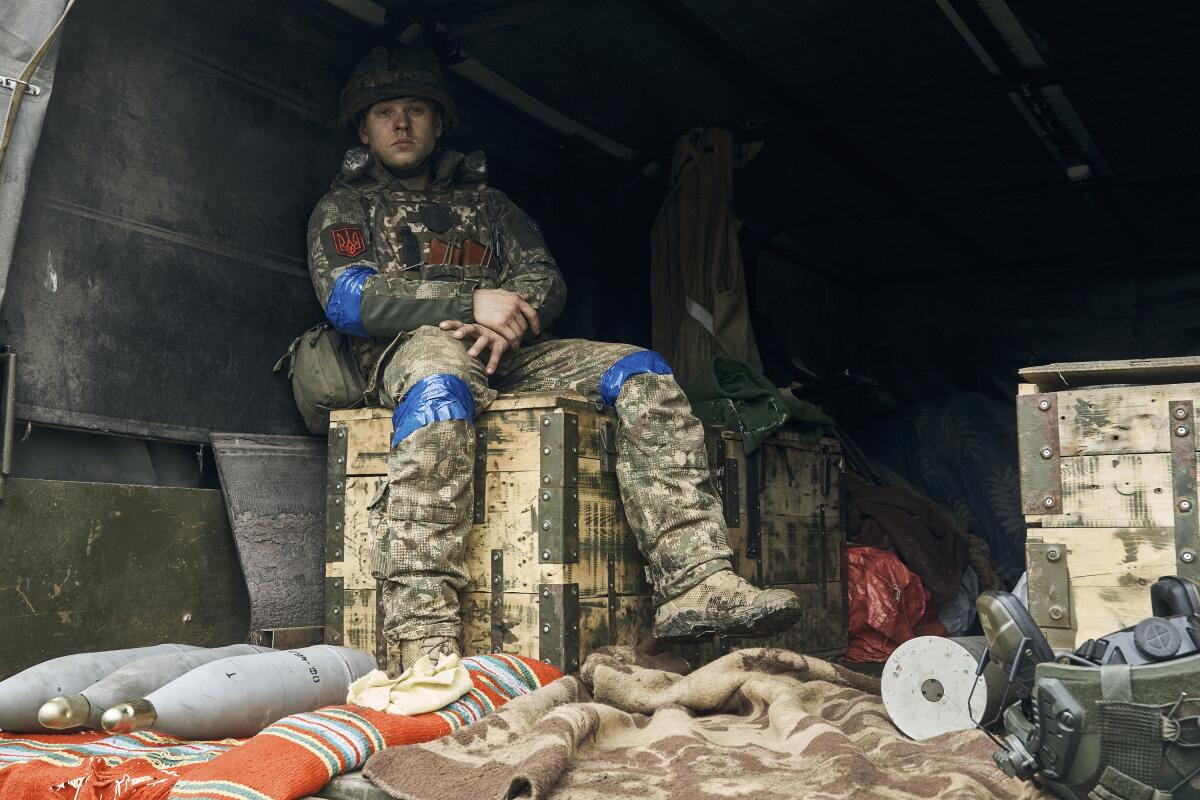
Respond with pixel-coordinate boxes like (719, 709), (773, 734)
(329, 0), (1200, 286)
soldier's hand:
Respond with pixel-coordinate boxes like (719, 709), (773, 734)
(439, 320), (510, 375)
(472, 289), (542, 348)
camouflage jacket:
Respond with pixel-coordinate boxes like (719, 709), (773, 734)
(306, 148), (568, 351)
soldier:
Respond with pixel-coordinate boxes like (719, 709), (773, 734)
(306, 45), (802, 668)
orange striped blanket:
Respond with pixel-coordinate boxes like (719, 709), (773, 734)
(0, 654), (559, 800)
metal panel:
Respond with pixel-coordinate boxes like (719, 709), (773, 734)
(1, 0), (371, 440)
(537, 412), (579, 563)
(211, 433), (325, 636)
(472, 426), (488, 523)
(374, 578), (386, 668)
(0, 477), (250, 678)
(324, 576), (344, 646)
(326, 424), (347, 563)
(1017, 393), (1063, 515)
(1169, 400), (1200, 580)
(254, 626), (324, 650)
(490, 549), (504, 653)
(538, 583), (580, 673)
(1027, 541), (1072, 630)
(712, 434), (741, 527)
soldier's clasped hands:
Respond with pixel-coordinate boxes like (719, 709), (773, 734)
(470, 288), (541, 348)
(439, 320), (511, 375)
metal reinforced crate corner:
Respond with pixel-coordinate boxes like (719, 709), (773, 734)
(1017, 357), (1200, 649)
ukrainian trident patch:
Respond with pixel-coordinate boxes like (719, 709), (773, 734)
(330, 226), (367, 258)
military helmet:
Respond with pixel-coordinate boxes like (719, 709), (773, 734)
(338, 45), (457, 131)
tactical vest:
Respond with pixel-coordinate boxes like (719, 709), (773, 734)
(358, 181), (501, 290)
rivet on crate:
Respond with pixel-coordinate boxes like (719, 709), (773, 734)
(1182, 551), (1197, 564)
(1046, 549), (1061, 562)
(1038, 399), (1051, 411)
(1180, 499), (1193, 513)
(1176, 407), (1190, 420)
(1040, 448), (1053, 459)
(1048, 606), (1064, 620)
(542, 550), (551, 560)
(1043, 496), (1056, 508)
(1177, 425), (1191, 438)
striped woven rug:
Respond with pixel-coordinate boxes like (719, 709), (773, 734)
(0, 654), (560, 800)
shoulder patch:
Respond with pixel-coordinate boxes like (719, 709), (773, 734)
(330, 226), (367, 258)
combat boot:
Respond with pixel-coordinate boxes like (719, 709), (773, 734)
(653, 570), (803, 642)
(398, 635), (461, 672)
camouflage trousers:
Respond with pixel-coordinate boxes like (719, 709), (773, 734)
(370, 325), (734, 643)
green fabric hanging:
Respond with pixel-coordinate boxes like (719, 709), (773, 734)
(685, 356), (832, 453)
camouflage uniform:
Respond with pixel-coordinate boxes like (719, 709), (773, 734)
(307, 150), (734, 643)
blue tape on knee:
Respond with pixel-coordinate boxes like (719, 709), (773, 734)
(325, 265), (377, 337)
(391, 373), (475, 446)
(599, 351), (673, 407)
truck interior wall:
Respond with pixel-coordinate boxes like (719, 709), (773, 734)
(0, 0), (657, 454)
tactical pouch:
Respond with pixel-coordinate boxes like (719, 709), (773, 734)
(274, 322), (366, 434)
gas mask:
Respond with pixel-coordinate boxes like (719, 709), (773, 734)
(976, 576), (1200, 800)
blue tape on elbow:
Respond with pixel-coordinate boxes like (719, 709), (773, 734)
(325, 266), (377, 337)
(599, 351), (673, 407)
(391, 374), (475, 447)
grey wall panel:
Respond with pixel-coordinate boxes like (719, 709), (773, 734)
(0, 0), (370, 440)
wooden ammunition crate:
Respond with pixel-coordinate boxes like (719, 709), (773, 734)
(324, 394), (649, 674)
(323, 393), (847, 672)
(705, 427), (848, 659)
(1018, 357), (1200, 650)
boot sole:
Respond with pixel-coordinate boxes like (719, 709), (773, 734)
(652, 602), (804, 644)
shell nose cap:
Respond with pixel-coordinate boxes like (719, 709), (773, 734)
(37, 694), (90, 729)
(100, 699), (156, 734)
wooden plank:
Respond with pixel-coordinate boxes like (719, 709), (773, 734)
(338, 404), (615, 476)
(1020, 357), (1200, 392)
(463, 466), (647, 596)
(1042, 452), (1197, 528)
(1027, 528), (1176, 650)
(329, 393), (588, 423)
(328, 477), (386, 590)
(760, 514), (845, 586)
(461, 591), (653, 662)
(758, 439), (843, 518)
(1052, 383), (1200, 457)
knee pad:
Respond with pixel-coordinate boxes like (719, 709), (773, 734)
(325, 265), (377, 337)
(599, 351), (673, 407)
(391, 374), (475, 446)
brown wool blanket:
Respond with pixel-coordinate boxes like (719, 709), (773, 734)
(364, 647), (1048, 800)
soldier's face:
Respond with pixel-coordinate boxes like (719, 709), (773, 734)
(358, 97), (443, 171)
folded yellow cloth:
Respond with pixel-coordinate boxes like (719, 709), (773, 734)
(346, 653), (473, 716)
